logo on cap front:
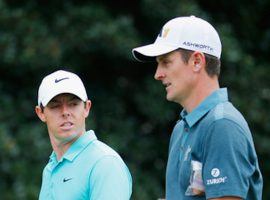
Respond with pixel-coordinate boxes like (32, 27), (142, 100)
(158, 27), (170, 38)
(55, 77), (69, 83)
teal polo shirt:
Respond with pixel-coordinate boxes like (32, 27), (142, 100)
(39, 130), (132, 200)
(166, 88), (263, 200)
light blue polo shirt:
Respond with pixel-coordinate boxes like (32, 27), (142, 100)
(39, 130), (132, 200)
(166, 88), (263, 200)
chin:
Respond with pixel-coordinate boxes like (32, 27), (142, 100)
(166, 93), (174, 102)
(166, 95), (180, 105)
(166, 96), (171, 101)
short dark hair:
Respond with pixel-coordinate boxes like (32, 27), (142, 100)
(40, 104), (45, 112)
(178, 48), (221, 77)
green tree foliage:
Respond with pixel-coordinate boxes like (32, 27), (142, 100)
(0, 0), (269, 199)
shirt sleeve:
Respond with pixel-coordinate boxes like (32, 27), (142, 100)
(88, 155), (132, 200)
(202, 118), (255, 199)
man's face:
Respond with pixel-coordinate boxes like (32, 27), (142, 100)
(36, 93), (91, 145)
(155, 51), (195, 105)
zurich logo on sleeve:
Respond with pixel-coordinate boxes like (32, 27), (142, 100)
(207, 167), (227, 185)
(211, 168), (220, 177)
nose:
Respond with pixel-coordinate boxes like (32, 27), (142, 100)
(154, 65), (165, 80)
(61, 104), (71, 117)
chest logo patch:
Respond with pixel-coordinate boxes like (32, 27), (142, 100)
(63, 177), (73, 183)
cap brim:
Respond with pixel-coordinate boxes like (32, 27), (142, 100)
(132, 43), (178, 62)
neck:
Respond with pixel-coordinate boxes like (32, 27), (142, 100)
(49, 135), (80, 161)
(182, 76), (220, 113)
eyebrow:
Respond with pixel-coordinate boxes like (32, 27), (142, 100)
(156, 55), (166, 62)
(156, 53), (171, 62)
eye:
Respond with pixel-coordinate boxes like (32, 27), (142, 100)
(164, 58), (172, 64)
(47, 103), (60, 109)
(69, 100), (80, 107)
(162, 59), (171, 65)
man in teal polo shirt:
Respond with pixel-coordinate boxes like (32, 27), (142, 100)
(132, 16), (263, 199)
(35, 70), (132, 200)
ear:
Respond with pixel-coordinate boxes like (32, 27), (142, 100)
(190, 51), (206, 72)
(35, 106), (47, 122)
(83, 100), (92, 118)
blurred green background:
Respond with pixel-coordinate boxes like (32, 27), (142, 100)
(0, 0), (269, 199)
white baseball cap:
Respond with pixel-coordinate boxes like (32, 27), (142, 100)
(132, 16), (222, 62)
(37, 70), (88, 106)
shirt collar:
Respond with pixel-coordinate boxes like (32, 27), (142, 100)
(50, 130), (97, 163)
(180, 88), (228, 128)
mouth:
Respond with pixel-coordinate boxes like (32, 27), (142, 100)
(60, 122), (74, 130)
(163, 82), (171, 90)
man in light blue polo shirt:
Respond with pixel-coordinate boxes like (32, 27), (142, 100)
(35, 70), (132, 200)
(132, 16), (263, 199)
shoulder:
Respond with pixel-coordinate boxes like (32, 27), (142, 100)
(80, 138), (129, 173)
(86, 139), (122, 159)
(202, 101), (251, 135)
(210, 102), (247, 125)
(199, 101), (254, 151)
(88, 141), (132, 193)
